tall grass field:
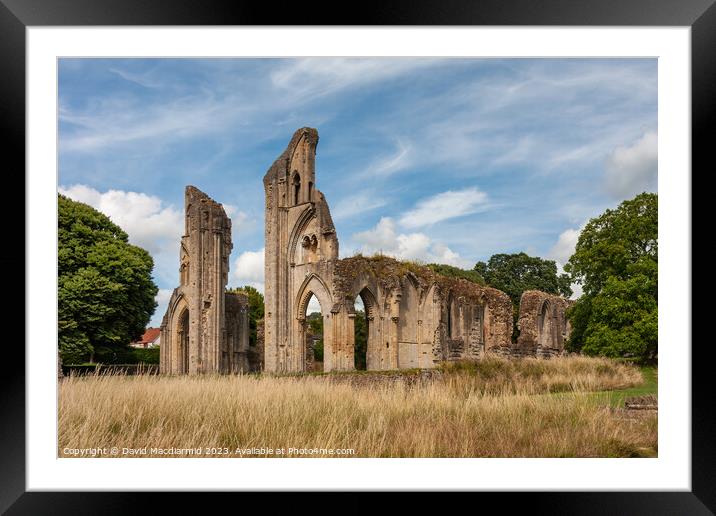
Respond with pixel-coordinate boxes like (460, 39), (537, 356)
(58, 355), (656, 458)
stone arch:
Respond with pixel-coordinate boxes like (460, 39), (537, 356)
(288, 205), (316, 265)
(349, 285), (381, 370)
(295, 273), (333, 321)
(537, 300), (556, 348)
(166, 292), (190, 374)
(294, 273), (335, 372)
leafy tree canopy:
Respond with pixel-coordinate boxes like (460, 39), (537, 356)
(564, 193), (658, 361)
(58, 194), (158, 364)
(474, 252), (573, 308)
(565, 192), (657, 297)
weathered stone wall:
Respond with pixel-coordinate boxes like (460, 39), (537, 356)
(224, 292), (250, 372)
(248, 318), (265, 372)
(160, 186), (249, 374)
(515, 290), (572, 358)
(332, 256), (513, 370)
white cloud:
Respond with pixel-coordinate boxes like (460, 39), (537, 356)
(155, 288), (173, 305)
(149, 288), (175, 327)
(548, 227), (581, 265)
(59, 184), (183, 255)
(352, 217), (470, 268)
(399, 187), (489, 229)
(548, 226), (585, 300)
(232, 248), (265, 292)
(604, 131), (657, 199)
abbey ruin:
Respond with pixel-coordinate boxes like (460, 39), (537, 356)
(159, 187), (252, 374)
(160, 128), (572, 375)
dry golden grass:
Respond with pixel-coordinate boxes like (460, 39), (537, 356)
(58, 355), (656, 458)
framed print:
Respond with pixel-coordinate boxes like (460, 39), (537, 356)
(3, 0), (711, 513)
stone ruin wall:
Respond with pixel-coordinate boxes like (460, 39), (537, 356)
(160, 186), (250, 374)
(331, 256), (514, 370)
(249, 318), (265, 372)
(514, 290), (573, 358)
(224, 292), (250, 372)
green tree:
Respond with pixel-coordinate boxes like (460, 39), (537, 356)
(564, 192), (657, 361)
(228, 285), (264, 347)
(58, 194), (158, 364)
(474, 252), (572, 340)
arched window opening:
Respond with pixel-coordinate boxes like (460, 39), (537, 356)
(293, 172), (301, 205)
(354, 295), (367, 370)
(308, 181), (314, 202)
(178, 309), (190, 373)
(538, 302), (552, 348)
(304, 293), (324, 372)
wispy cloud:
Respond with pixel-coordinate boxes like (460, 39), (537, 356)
(332, 192), (388, 221)
(109, 67), (166, 89)
(399, 187), (489, 229)
(604, 131), (657, 199)
(59, 93), (251, 153)
(270, 58), (442, 101)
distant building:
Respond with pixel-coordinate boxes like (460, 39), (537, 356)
(131, 327), (161, 349)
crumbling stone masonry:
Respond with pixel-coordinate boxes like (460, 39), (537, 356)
(263, 128), (514, 373)
(160, 186), (250, 374)
(514, 290), (573, 358)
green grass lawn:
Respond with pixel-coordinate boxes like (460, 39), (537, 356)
(585, 366), (657, 408)
(547, 366), (657, 408)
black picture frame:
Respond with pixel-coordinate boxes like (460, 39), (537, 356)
(2, 1), (709, 513)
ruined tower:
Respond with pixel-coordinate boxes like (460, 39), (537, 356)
(263, 128), (341, 373)
(160, 186), (249, 374)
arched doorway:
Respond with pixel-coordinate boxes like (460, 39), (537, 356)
(538, 302), (554, 348)
(353, 295), (367, 370)
(295, 273), (334, 371)
(303, 293), (324, 372)
(352, 287), (379, 370)
(177, 308), (190, 373)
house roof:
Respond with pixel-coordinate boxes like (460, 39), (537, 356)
(135, 327), (161, 344)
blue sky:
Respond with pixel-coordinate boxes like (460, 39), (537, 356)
(58, 58), (658, 326)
